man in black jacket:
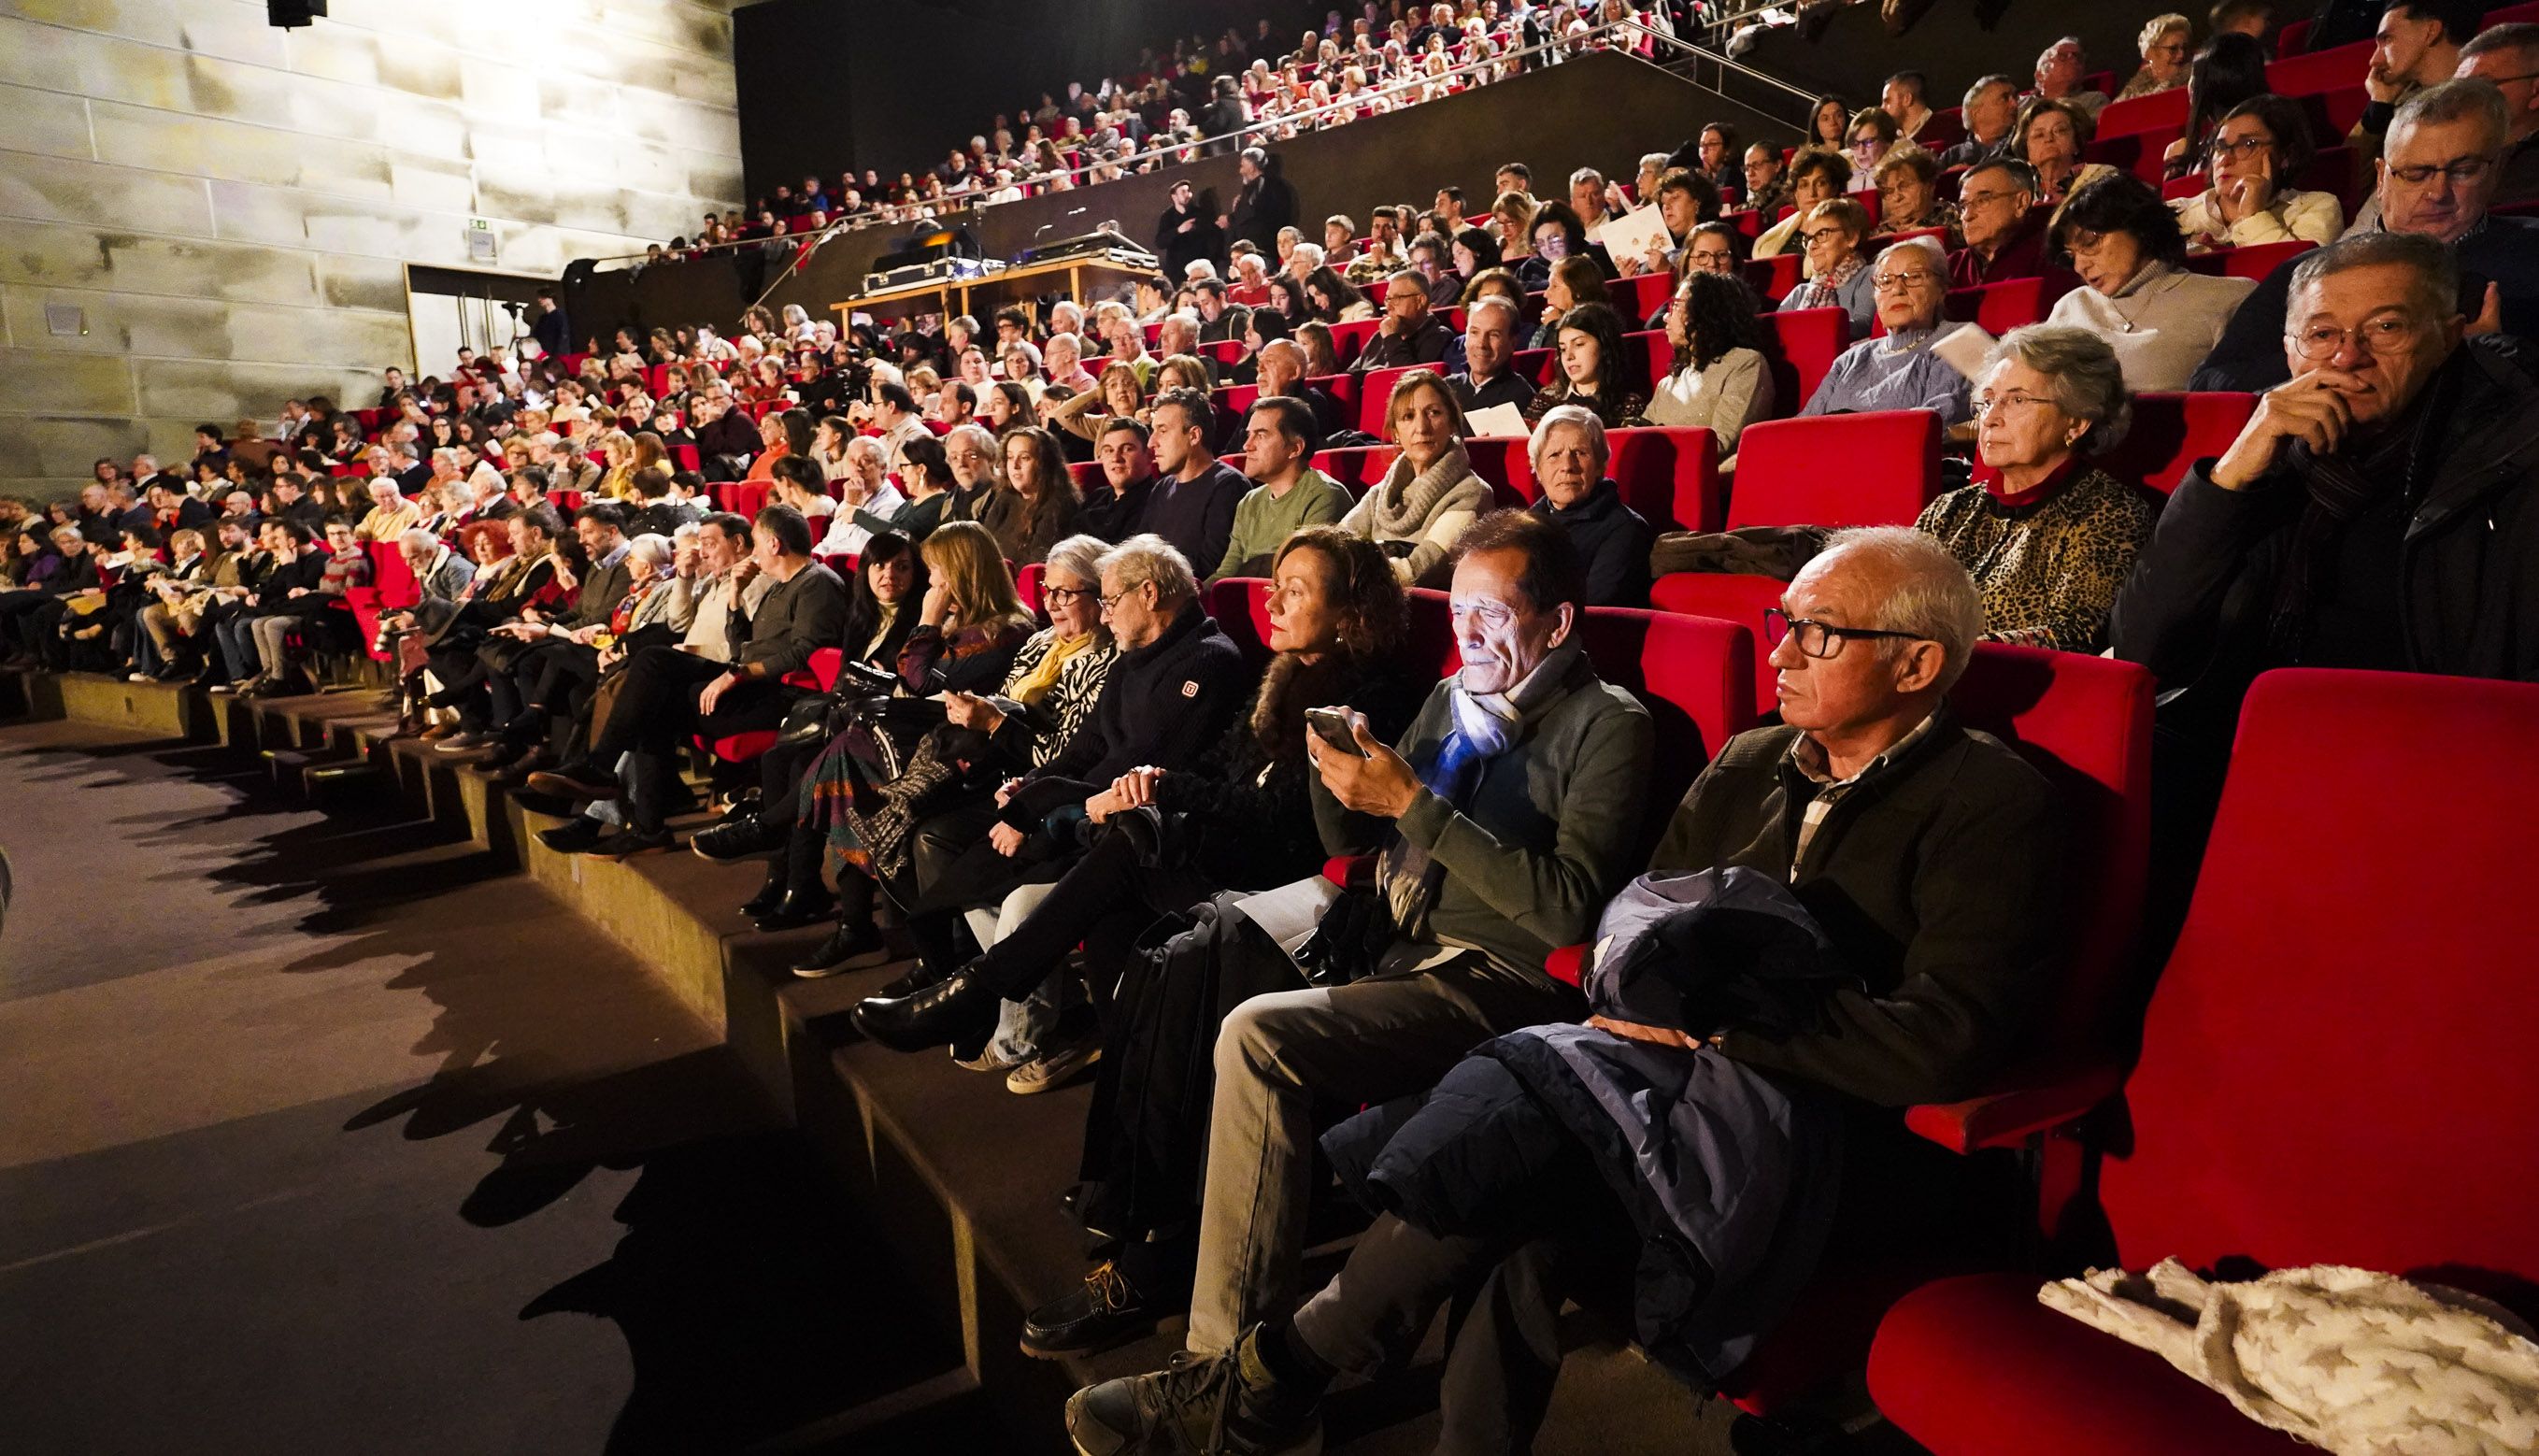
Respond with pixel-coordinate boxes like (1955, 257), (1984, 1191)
(1082, 418), (1159, 540)
(1226, 148), (1299, 256)
(534, 505), (847, 854)
(1063, 527), (2068, 1456)
(470, 502), (636, 764)
(1133, 389), (1248, 576)
(1350, 272), (1455, 373)
(2117, 231), (2539, 749)
(2192, 79), (2539, 392)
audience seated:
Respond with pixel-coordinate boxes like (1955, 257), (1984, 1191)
(2119, 12), (2195, 100)
(1803, 237), (1974, 425)
(1941, 74), (2022, 169)
(2169, 94), (2347, 248)
(1211, 396), (1353, 583)
(2458, 21), (2539, 203)
(2191, 79), (2539, 391)
(2048, 173), (2260, 391)
(1525, 405), (1654, 607)
(1778, 197), (1877, 334)
(1870, 146), (1960, 240)
(1919, 325), (2156, 653)
(1351, 270), (1456, 371)
(1645, 272), (1775, 448)
(1448, 294), (1539, 415)
(1752, 148), (1851, 260)
(1339, 370), (1494, 585)
(1949, 158), (2069, 287)
(2118, 230), (2539, 748)
(1522, 301), (1652, 429)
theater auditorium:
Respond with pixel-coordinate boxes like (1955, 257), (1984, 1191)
(4, 0), (2536, 1451)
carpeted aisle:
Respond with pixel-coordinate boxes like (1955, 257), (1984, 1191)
(0, 721), (975, 1454)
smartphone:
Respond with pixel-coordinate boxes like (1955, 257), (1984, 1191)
(1305, 707), (1366, 759)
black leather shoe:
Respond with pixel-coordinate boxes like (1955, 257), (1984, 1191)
(1019, 1260), (1163, 1360)
(791, 919), (892, 978)
(849, 963), (1000, 1052)
(585, 825), (673, 859)
(751, 886), (836, 934)
(738, 863), (789, 919)
(692, 812), (786, 864)
(875, 960), (948, 1000)
(536, 818), (605, 853)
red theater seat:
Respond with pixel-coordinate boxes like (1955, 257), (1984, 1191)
(1496, 425), (1723, 535)
(1310, 445), (1401, 493)
(1328, 318), (1381, 366)
(1355, 364), (1414, 435)
(2093, 86), (2190, 138)
(1571, 607), (1758, 821)
(2095, 392), (2257, 495)
(1765, 307), (1849, 415)
(1871, 668), (2539, 1455)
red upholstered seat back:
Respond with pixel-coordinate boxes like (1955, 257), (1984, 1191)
(2183, 239), (2314, 284)
(1612, 269), (1675, 322)
(1016, 561), (1046, 618)
(1205, 577), (1277, 672)
(1495, 425), (1723, 535)
(1356, 364), (1414, 435)
(1766, 307), (1850, 411)
(1574, 607), (1758, 837)
(1727, 410), (1941, 530)
(1947, 645), (2155, 1059)
(2094, 86), (2190, 138)
(1328, 317), (1381, 365)
(2104, 669), (2539, 1296)
(2096, 392), (2257, 495)
(1403, 587), (1462, 677)
(1311, 445), (1402, 493)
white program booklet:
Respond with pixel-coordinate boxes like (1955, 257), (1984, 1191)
(1593, 203), (1672, 265)
(1932, 321), (2000, 380)
(1464, 402), (1531, 437)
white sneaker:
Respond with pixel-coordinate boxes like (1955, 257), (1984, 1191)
(127, 673), (150, 683)
(952, 1042), (1029, 1074)
(1006, 1040), (1100, 1094)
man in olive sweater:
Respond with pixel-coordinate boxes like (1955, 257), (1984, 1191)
(534, 504), (847, 853)
(1067, 526), (2070, 1456)
(1207, 395), (1354, 583)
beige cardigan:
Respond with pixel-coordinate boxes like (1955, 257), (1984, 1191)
(2171, 186), (2345, 250)
(2044, 264), (2257, 393)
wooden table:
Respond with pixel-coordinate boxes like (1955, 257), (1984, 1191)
(828, 255), (1154, 328)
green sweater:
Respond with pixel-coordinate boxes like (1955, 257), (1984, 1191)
(1317, 652), (1654, 978)
(1206, 469), (1356, 582)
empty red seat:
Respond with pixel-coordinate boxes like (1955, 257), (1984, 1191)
(670, 443), (702, 475)
(1311, 444), (1401, 493)
(1871, 667), (2539, 1455)
(2264, 37), (2374, 97)
(1354, 364), (1415, 435)
(1327, 318), (1381, 366)
(2096, 392), (2258, 496)
(1766, 307), (1850, 414)
(2093, 86), (2190, 138)
(2184, 239), (2314, 284)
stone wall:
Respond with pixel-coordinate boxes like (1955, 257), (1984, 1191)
(0, 0), (747, 498)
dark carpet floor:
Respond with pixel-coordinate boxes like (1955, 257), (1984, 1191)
(0, 721), (977, 1455)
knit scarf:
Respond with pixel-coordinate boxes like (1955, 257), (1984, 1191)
(1008, 629), (1097, 705)
(2270, 364), (2447, 657)
(1378, 639), (1584, 939)
(1366, 438), (1477, 541)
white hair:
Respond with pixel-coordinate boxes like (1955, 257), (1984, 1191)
(1095, 532), (1197, 607)
(396, 527), (438, 554)
(1526, 404), (1610, 471)
(1818, 526), (1985, 692)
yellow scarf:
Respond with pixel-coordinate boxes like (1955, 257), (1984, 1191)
(1008, 630), (1097, 705)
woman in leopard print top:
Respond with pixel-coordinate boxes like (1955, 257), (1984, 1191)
(1918, 325), (2156, 655)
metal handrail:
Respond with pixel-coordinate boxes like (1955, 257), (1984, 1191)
(589, 12), (1697, 268)
(1617, 17), (1819, 114)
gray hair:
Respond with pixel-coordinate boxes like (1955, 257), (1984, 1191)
(1819, 525), (1985, 692)
(2137, 14), (2190, 54)
(626, 532), (676, 573)
(2389, 77), (2511, 153)
(2289, 230), (2462, 325)
(1042, 533), (1111, 594)
(1464, 293), (1521, 327)
(946, 422), (1003, 482)
(1962, 73), (2020, 112)
(1881, 235), (1948, 275)
(1985, 324), (2132, 454)
(1095, 532), (1197, 608)
(1967, 155), (2042, 198)
(1527, 404), (1610, 473)
(1569, 166), (1604, 188)
(1290, 241), (1326, 271)
(396, 527), (438, 554)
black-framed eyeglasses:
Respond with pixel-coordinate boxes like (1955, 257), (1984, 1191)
(1763, 607), (1926, 660)
(1042, 584), (1093, 605)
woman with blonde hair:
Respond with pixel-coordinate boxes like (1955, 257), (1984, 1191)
(2118, 13), (2194, 101)
(1047, 361), (1148, 444)
(1338, 370), (1494, 586)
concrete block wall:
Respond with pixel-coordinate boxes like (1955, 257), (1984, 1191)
(0, 0), (748, 498)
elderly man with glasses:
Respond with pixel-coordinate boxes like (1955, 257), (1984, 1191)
(1947, 157), (2070, 288)
(2193, 79), (2539, 392)
(1063, 526), (2071, 1456)
(2118, 229), (2539, 764)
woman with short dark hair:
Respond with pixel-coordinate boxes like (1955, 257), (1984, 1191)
(2170, 93), (2343, 249)
(2047, 172), (2258, 391)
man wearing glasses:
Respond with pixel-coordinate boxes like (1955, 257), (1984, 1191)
(2457, 22), (2539, 205)
(2192, 79), (2539, 392)
(1947, 158), (2070, 289)
(2118, 229), (2539, 756)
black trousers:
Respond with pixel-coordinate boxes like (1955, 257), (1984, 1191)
(1288, 1152), (1636, 1456)
(592, 647), (792, 831)
(974, 828), (1215, 1006)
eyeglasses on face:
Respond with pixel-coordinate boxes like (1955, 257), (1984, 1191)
(1763, 607), (1926, 659)
(1957, 188), (2018, 209)
(1970, 390), (2057, 417)
(2285, 314), (2421, 361)
(1871, 270), (1937, 292)
(2388, 157), (2493, 186)
(1042, 584), (1093, 605)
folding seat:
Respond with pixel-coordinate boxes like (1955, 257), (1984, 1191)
(1919, 107), (1965, 150)
(1065, 461), (1104, 494)
(1515, 348), (1554, 385)
(1354, 364), (1414, 435)
(732, 481), (770, 520)
(1765, 307), (1850, 415)
(1316, 372), (1362, 423)
(2094, 87), (2190, 138)
(2184, 239), (2315, 285)
(670, 443), (702, 475)
(1205, 577), (1276, 674)
(1328, 318), (1382, 366)
(1653, 409), (1943, 708)
(1746, 253), (1803, 303)
(2265, 38), (2375, 97)
(1218, 383), (1261, 418)
(1632, 330), (1672, 391)
(1570, 607), (1759, 831)
(1308, 445), (1401, 493)
(1869, 667), (2539, 1456)
(1203, 339), (1245, 369)
(1403, 587), (1462, 676)
(1612, 270), (1675, 322)
(2075, 391), (2256, 496)
(1016, 561), (1046, 618)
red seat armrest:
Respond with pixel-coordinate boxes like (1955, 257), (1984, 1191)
(1903, 1058), (2130, 1154)
(1545, 944), (1587, 987)
(1322, 854), (1374, 888)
